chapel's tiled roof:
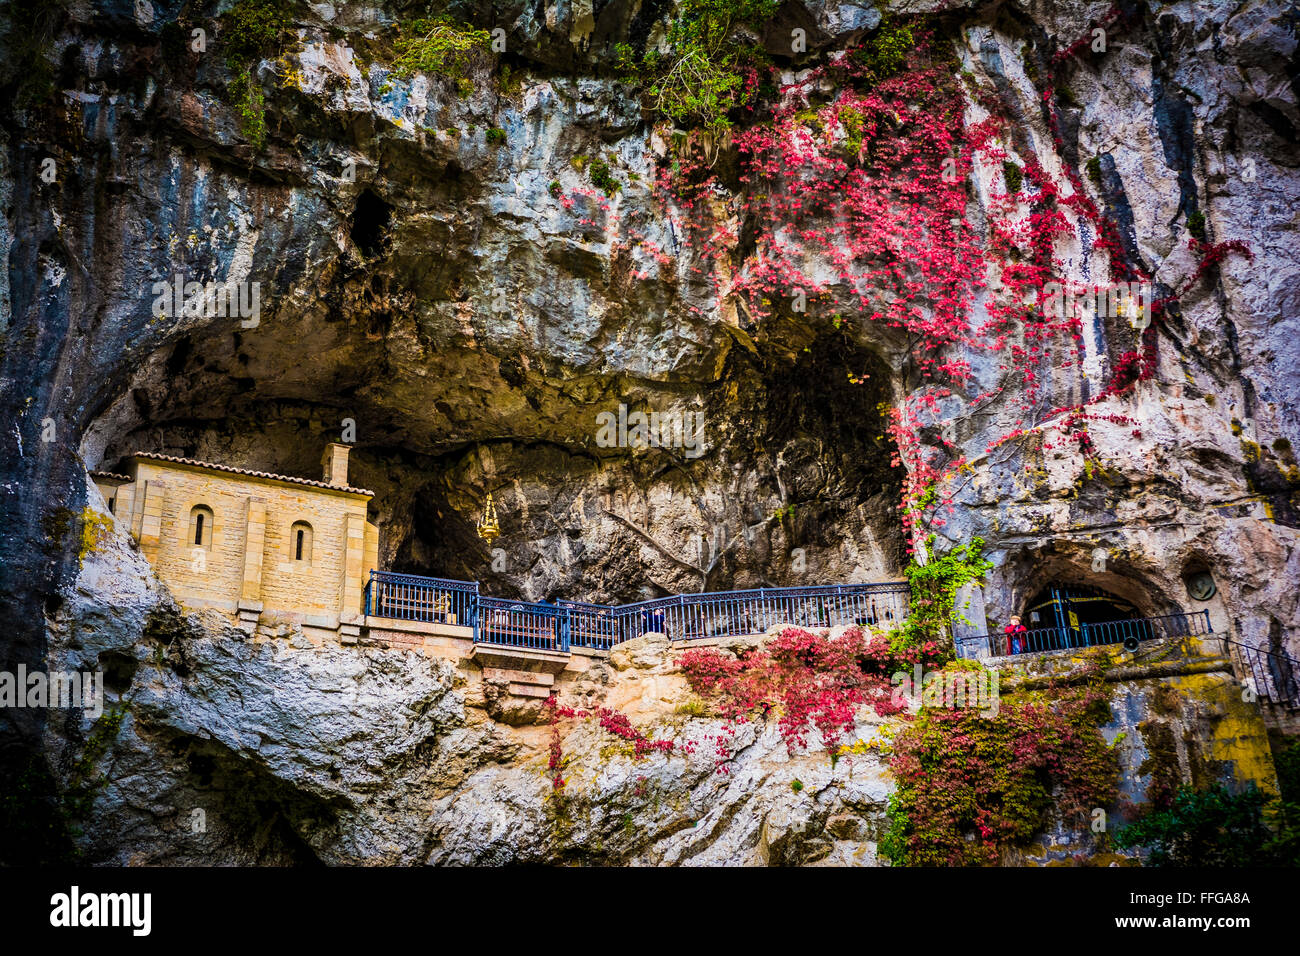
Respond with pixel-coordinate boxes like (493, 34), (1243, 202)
(90, 471), (133, 483)
(130, 452), (374, 497)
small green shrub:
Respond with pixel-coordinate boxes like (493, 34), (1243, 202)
(221, 0), (291, 69)
(674, 697), (708, 717)
(486, 127), (507, 146)
(588, 158), (621, 196)
(1115, 783), (1295, 866)
(840, 107), (866, 157)
(499, 63), (524, 95)
(614, 0), (779, 135)
(221, 0), (291, 149)
(232, 70), (267, 149)
(1002, 160), (1023, 194)
(391, 16), (492, 79)
(1187, 210), (1207, 240)
(1085, 156), (1103, 187)
(548, 180), (562, 198)
(852, 18), (914, 82)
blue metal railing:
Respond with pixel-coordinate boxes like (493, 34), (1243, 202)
(1222, 637), (1300, 710)
(612, 582), (910, 643)
(955, 610), (1213, 659)
(475, 596), (569, 652)
(559, 599), (619, 650)
(364, 572), (911, 652)
(365, 570), (478, 626)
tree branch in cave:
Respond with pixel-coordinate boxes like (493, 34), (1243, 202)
(700, 513), (780, 588)
(600, 508), (706, 582)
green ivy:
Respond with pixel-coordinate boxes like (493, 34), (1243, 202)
(221, 0), (291, 149)
(896, 535), (993, 652)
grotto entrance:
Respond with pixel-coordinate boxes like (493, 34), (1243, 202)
(1009, 583), (1154, 654)
(77, 295), (907, 611)
(1024, 583), (1140, 632)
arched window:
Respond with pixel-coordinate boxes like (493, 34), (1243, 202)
(291, 521), (313, 566)
(189, 506), (214, 548)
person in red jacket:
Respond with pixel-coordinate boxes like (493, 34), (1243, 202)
(1004, 615), (1028, 655)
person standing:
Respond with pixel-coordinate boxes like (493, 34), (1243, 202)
(1004, 615), (1028, 655)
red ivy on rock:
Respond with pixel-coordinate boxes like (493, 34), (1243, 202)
(882, 684), (1119, 866)
(543, 695), (678, 791)
(680, 626), (944, 766)
(616, 14), (1254, 550)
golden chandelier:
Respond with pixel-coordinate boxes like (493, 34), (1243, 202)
(476, 492), (500, 543)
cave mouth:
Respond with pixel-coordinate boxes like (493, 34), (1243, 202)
(350, 189), (392, 258)
(386, 329), (907, 600)
(993, 581), (1160, 655)
(1024, 583), (1142, 631)
(81, 298), (906, 605)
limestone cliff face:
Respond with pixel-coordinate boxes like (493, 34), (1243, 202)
(46, 514), (1275, 865)
(54, 523), (899, 865)
(1, 0), (1297, 863)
